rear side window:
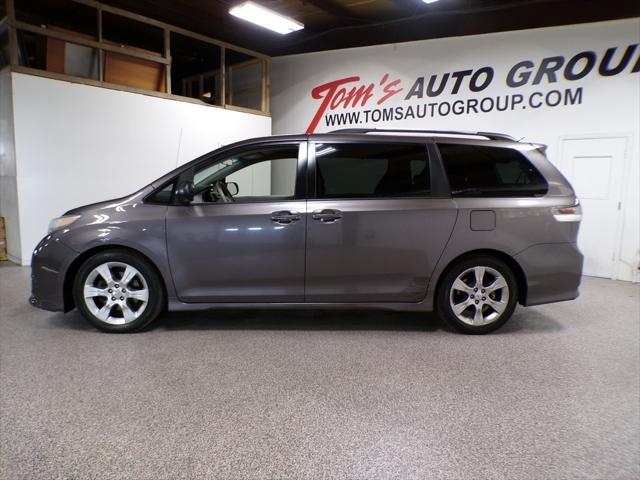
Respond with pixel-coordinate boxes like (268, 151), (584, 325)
(315, 143), (430, 199)
(438, 144), (548, 196)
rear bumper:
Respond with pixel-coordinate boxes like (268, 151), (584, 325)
(30, 235), (78, 312)
(515, 242), (584, 306)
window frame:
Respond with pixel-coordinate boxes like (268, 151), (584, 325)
(146, 140), (307, 206)
(308, 139), (448, 201)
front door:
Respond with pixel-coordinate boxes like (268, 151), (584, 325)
(166, 142), (306, 302)
(305, 141), (457, 302)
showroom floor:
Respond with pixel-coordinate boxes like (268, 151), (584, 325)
(1, 262), (638, 480)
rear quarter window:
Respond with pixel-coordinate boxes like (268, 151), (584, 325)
(437, 143), (548, 197)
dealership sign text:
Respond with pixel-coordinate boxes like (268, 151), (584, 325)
(305, 44), (640, 133)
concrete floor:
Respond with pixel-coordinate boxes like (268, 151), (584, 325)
(0, 262), (638, 480)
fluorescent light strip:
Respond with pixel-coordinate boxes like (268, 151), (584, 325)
(229, 1), (304, 35)
(422, 0), (441, 4)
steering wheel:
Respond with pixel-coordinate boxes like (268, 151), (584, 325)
(212, 180), (235, 203)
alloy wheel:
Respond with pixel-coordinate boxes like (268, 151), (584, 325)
(83, 261), (149, 325)
(449, 266), (509, 326)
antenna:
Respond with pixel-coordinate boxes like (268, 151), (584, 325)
(175, 127), (183, 168)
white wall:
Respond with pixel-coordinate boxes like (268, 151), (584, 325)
(271, 19), (640, 282)
(0, 69), (21, 262)
(7, 73), (271, 265)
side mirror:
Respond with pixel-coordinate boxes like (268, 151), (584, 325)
(226, 181), (239, 196)
(174, 180), (194, 205)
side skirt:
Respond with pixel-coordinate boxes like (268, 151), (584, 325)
(167, 299), (434, 313)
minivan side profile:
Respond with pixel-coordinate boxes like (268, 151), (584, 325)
(30, 129), (584, 334)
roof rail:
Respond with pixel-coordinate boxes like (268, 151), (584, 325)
(329, 128), (517, 142)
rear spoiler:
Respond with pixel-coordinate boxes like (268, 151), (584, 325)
(530, 143), (548, 154)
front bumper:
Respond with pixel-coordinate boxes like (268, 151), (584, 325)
(30, 235), (78, 312)
(515, 242), (584, 306)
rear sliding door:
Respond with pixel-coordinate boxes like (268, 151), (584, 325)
(305, 141), (457, 303)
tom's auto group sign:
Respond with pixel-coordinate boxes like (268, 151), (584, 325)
(304, 43), (639, 133)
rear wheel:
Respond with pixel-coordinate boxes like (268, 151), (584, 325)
(437, 255), (518, 334)
(73, 250), (164, 333)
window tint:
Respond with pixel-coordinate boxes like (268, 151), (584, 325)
(146, 181), (175, 204)
(438, 144), (548, 196)
(315, 143), (430, 199)
(193, 145), (299, 203)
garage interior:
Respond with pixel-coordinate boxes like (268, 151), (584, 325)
(1, 0), (639, 479)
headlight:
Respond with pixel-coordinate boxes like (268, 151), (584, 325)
(48, 215), (81, 233)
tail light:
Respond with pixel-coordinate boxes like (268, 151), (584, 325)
(552, 200), (582, 222)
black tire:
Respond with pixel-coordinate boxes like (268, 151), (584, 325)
(73, 249), (164, 333)
(437, 255), (518, 334)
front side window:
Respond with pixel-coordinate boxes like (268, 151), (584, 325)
(438, 143), (548, 196)
(314, 143), (430, 199)
(193, 144), (300, 203)
(146, 181), (175, 204)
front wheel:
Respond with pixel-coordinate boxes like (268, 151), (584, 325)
(73, 250), (164, 333)
(437, 256), (518, 334)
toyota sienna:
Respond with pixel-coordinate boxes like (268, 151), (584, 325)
(30, 129), (584, 334)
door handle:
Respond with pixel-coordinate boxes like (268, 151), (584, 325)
(312, 209), (342, 223)
(271, 210), (301, 224)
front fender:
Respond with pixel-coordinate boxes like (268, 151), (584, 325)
(56, 202), (176, 302)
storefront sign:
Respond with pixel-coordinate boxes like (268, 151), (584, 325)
(304, 44), (639, 133)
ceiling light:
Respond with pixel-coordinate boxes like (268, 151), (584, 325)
(422, 0), (441, 3)
(229, 2), (304, 35)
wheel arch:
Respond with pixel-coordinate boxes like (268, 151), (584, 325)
(63, 245), (168, 312)
(434, 249), (528, 306)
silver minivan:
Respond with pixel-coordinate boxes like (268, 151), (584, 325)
(30, 129), (584, 334)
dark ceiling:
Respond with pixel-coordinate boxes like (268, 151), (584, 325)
(19, 0), (640, 57)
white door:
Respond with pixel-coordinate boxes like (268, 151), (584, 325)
(558, 137), (628, 278)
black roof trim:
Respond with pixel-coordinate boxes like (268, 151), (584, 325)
(330, 128), (517, 142)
